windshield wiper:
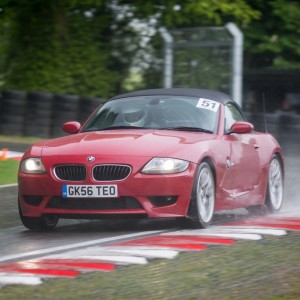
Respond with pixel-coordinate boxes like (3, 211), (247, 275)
(160, 126), (213, 133)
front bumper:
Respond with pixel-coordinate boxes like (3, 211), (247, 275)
(18, 162), (197, 219)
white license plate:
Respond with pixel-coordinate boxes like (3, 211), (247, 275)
(62, 184), (118, 198)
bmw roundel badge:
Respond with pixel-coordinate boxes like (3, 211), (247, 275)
(87, 156), (95, 162)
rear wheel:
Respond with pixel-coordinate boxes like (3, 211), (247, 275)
(265, 155), (283, 213)
(187, 162), (215, 228)
(18, 202), (59, 231)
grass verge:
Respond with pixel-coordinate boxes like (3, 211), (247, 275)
(0, 159), (19, 185)
(0, 135), (41, 144)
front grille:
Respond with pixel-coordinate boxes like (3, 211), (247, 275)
(54, 165), (87, 181)
(93, 165), (131, 181)
(47, 196), (143, 210)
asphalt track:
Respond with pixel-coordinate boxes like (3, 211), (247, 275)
(0, 139), (299, 287)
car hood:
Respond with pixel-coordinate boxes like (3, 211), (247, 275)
(34, 129), (214, 160)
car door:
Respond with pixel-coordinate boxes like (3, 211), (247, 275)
(224, 103), (261, 199)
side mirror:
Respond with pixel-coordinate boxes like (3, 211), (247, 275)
(63, 121), (81, 134)
(230, 121), (254, 134)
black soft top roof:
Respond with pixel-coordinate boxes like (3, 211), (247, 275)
(110, 88), (234, 105)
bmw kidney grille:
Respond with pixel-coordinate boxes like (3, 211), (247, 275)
(93, 165), (131, 181)
(54, 164), (131, 181)
(54, 165), (87, 181)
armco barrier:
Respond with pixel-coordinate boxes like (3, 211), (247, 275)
(0, 90), (104, 138)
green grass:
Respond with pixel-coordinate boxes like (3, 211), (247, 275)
(0, 135), (41, 144)
(0, 159), (19, 184)
(0, 134), (39, 185)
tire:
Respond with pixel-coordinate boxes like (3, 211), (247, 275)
(265, 155), (284, 213)
(24, 125), (50, 138)
(54, 94), (80, 111)
(2, 90), (26, 100)
(0, 123), (24, 136)
(187, 162), (215, 228)
(18, 201), (59, 231)
(1, 105), (27, 115)
(1, 90), (27, 114)
(1, 114), (24, 123)
(26, 117), (51, 126)
(28, 91), (54, 104)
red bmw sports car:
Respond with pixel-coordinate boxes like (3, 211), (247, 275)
(18, 88), (284, 230)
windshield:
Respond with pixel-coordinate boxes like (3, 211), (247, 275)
(82, 96), (220, 133)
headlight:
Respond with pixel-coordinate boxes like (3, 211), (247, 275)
(20, 158), (46, 174)
(141, 158), (189, 174)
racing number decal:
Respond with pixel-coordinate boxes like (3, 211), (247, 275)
(197, 98), (220, 112)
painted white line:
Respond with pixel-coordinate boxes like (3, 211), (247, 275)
(0, 230), (163, 263)
(0, 183), (18, 189)
(0, 273), (42, 286)
(214, 226), (287, 236)
(165, 230), (262, 240)
(81, 255), (148, 265)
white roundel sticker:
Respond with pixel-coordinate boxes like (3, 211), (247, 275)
(197, 98), (220, 112)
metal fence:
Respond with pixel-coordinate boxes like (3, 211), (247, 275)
(160, 24), (243, 106)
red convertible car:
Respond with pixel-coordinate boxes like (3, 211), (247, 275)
(18, 88), (284, 230)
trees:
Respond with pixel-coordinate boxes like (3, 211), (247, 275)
(243, 0), (300, 69)
(0, 0), (119, 97)
(0, 0), (299, 98)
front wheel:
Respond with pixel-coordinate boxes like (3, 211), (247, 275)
(265, 155), (284, 213)
(187, 162), (215, 228)
(18, 201), (59, 231)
